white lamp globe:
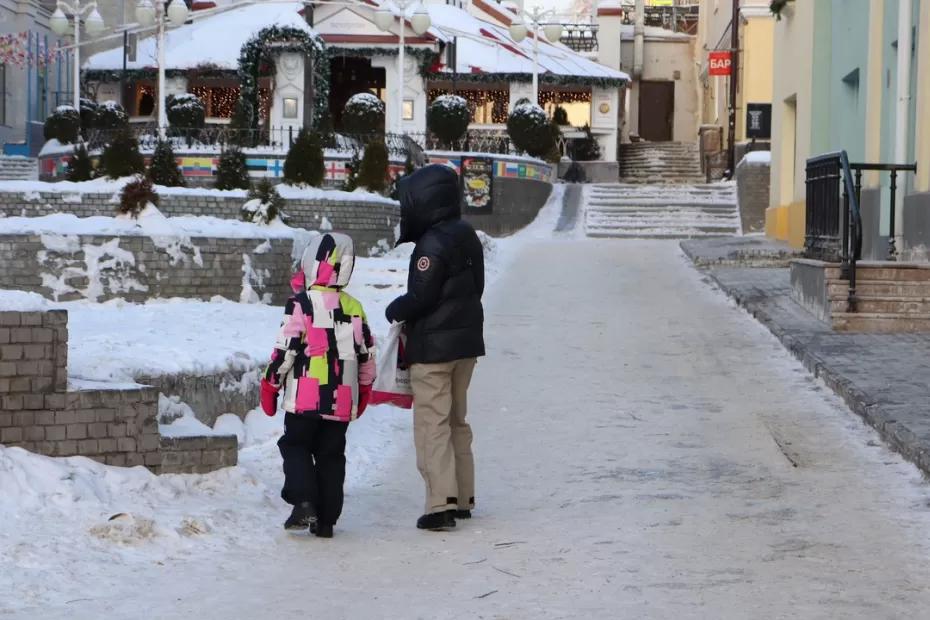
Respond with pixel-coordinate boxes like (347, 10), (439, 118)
(410, 5), (431, 35)
(543, 23), (562, 42)
(509, 20), (527, 42)
(167, 0), (189, 26)
(85, 8), (105, 36)
(374, 7), (394, 32)
(50, 7), (70, 36)
(136, 0), (156, 27)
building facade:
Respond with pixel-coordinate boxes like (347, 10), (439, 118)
(767, 0), (929, 255)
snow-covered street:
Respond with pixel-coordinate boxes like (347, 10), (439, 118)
(7, 232), (930, 618)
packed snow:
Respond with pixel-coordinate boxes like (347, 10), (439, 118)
(742, 150), (773, 165)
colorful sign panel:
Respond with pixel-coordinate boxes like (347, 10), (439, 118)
(709, 51), (732, 76)
(460, 156), (494, 213)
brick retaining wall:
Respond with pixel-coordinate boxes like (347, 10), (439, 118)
(0, 234), (296, 304)
(0, 191), (398, 255)
(0, 310), (237, 473)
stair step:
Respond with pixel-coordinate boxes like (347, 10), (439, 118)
(832, 312), (930, 333)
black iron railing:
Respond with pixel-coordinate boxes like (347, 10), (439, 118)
(848, 161), (918, 261)
(805, 151), (917, 310)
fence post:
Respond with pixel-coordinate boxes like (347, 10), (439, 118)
(888, 169), (898, 261)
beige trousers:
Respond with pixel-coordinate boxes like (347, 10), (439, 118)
(410, 358), (477, 515)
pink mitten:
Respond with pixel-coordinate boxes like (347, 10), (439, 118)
(260, 379), (279, 416)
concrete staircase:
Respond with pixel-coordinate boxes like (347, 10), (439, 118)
(793, 259), (930, 332)
(619, 142), (705, 184)
(584, 183), (741, 239)
(0, 156), (38, 180)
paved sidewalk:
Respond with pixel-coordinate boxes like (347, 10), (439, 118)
(683, 238), (930, 476)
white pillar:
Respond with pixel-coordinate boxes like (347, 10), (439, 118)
(72, 15), (80, 109)
(893, 0), (913, 246)
(157, 10), (167, 139)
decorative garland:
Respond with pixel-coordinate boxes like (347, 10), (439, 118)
(237, 25), (330, 130)
(85, 67), (236, 82)
(426, 71), (628, 88)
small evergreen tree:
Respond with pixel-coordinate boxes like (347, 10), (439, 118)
(117, 175), (158, 218)
(242, 178), (285, 225)
(389, 151), (416, 200)
(66, 143), (94, 182)
(283, 129), (325, 187)
(553, 106), (570, 126)
(357, 140), (389, 193)
(341, 151), (361, 192)
(100, 128), (145, 179)
(43, 105), (80, 144)
(229, 97), (257, 147)
(166, 93), (206, 130)
(215, 146), (251, 190)
(148, 139), (186, 187)
(543, 117), (563, 164)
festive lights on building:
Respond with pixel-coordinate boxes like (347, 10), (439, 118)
(428, 88), (509, 124)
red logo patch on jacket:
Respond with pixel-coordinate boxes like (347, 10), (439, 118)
(417, 256), (431, 272)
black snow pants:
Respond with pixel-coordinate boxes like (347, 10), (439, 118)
(278, 413), (349, 526)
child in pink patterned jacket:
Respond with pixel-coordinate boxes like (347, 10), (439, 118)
(260, 232), (376, 538)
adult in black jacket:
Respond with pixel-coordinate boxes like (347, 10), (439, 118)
(386, 164), (485, 531)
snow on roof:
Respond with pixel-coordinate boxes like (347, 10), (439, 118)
(619, 23), (692, 41)
(85, 1), (315, 72)
(425, 3), (629, 83)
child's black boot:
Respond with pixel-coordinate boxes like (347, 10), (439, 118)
(284, 501), (317, 531)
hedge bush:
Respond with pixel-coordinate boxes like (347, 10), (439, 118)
(100, 128), (145, 178)
(357, 140), (389, 193)
(428, 95), (470, 148)
(283, 129), (325, 187)
(43, 105), (80, 144)
(343, 93), (385, 135)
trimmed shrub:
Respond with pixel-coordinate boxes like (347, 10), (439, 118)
(148, 139), (186, 187)
(428, 94), (470, 148)
(568, 124), (602, 161)
(506, 102), (554, 158)
(215, 146), (251, 190)
(66, 143), (94, 182)
(95, 101), (129, 130)
(343, 93), (385, 135)
(166, 93), (206, 130)
(43, 105), (80, 144)
(283, 129), (325, 187)
(79, 98), (99, 133)
(118, 175), (158, 218)
(553, 105), (570, 126)
(242, 178), (286, 225)
(100, 127), (145, 178)
(357, 139), (389, 193)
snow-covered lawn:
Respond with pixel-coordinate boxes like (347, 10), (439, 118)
(0, 185), (565, 614)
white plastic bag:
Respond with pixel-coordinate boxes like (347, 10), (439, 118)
(370, 322), (413, 408)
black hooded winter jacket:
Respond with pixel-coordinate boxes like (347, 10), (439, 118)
(385, 164), (486, 365)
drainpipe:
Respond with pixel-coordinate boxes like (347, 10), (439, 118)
(893, 0), (912, 249)
(633, 0), (644, 80)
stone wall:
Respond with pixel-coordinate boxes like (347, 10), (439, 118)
(142, 368), (260, 427)
(0, 310), (237, 474)
(0, 191), (398, 255)
(736, 156), (771, 233)
(902, 192), (930, 262)
(0, 234), (295, 304)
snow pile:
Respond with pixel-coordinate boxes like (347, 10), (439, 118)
(430, 94), (468, 112)
(0, 289), (50, 311)
(741, 151), (772, 166)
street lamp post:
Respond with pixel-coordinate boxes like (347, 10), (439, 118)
(374, 0), (431, 134)
(508, 7), (563, 105)
(50, 0), (106, 110)
(136, 0), (190, 139)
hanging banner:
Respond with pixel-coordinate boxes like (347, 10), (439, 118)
(709, 51), (732, 76)
(460, 156), (493, 213)
(746, 103), (772, 139)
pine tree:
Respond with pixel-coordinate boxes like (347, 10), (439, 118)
(66, 143), (94, 181)
(215, 146), (251, 190)
(100, 128), (145, 179)
(283, 129), (325, 187)
(357, 140), (389, 193)
(147, 140), (186, 187)
(341, 151), (361, 192)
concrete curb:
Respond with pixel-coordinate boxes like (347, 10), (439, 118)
(697, 266), (930, 478)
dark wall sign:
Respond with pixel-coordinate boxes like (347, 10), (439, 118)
(461, 156), (494, 213)
(746, 103), (772, 140)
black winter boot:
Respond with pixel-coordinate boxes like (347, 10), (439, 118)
(417, 511), (456, 531)
(284, 501), (317, 531)
(315, 524), (334, 538)
(452, 509), (472, 519)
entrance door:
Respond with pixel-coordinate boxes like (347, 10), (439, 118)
(639, 81), (674, 141)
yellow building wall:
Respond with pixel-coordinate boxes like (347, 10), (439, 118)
(766, 0), (815, 248)
(736, 16), (774, 141)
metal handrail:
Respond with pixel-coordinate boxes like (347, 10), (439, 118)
(837, 151), (862, 309)
(849, 161), (919, 260)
